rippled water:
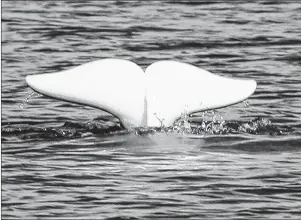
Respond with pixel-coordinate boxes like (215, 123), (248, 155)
(2, 1), (301, 219)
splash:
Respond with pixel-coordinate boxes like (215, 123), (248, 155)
(171, 110), (228, 135)
(243, 100), (250, 107)
(19, 92), (42, 109)
(172, 110), (193, 134)
(158, 108), (291, 136)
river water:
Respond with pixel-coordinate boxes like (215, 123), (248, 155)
(2, 1), (301, 219)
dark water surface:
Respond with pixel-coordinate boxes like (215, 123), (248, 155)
(2, 1), (301, 219)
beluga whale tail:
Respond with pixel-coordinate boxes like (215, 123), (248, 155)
(26, 58), (257, 129)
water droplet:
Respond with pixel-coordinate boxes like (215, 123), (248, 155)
(19, 92), (41, 109)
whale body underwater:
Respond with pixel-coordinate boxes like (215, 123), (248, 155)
(25, 59), (257, 129)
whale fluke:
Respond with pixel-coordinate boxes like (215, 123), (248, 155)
(145, 61), (256, 127)
(26, 59), (256, 128)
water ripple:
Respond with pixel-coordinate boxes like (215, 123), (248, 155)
(2, 1), (301, 219)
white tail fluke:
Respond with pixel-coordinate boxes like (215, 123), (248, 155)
(26, 59), (256, 129)
(145, 61), (257, 127)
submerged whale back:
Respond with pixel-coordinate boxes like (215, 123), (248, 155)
(26, 59), (256, 128)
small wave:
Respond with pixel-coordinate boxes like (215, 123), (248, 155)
(32, 48), (73, 53)
(260, 1), (283, 5)
(219, 20), (251, 25)
(1, 116), (294, 143)
(124, 38), (301, 52)
(38, 26), (134, 39)
(274, 53), (301, 64)
(128, 25), (191, 32)
(1, 118), (124, 142)
(166, 1), (220, 6)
